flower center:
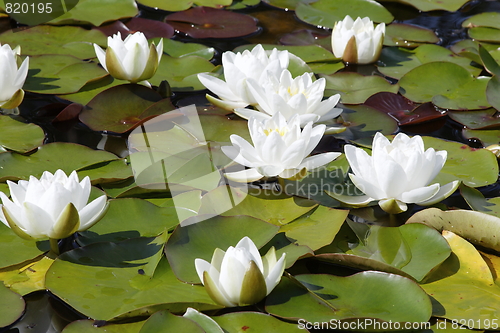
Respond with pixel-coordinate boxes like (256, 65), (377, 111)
(263, 127), (287, 137)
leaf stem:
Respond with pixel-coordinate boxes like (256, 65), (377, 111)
(49, 238), (60, 256)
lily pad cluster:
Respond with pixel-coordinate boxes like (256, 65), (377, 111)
(0, 0), (500, 332)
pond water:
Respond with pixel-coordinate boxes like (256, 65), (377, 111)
(1, 0), (500, 332)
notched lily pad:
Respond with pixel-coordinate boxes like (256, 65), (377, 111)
(166, 7), (258, 39)
(0, 115), (44, 153)
(79, 84), (173, 133)
(448, 108), (500, 129)
(364, 92), (446, 126)
(384, 23), (439, 47)
(322, 72), (399, 104)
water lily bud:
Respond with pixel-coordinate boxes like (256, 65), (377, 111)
(328, 132), (460, 213)
(93, 31), (163, 84)
(0, 43), (29, 110)
(331, 16), (385, 65)
(0, 170), (108, 240)
(221, 113), (341, 183)
(195, 236), (286, 307)
(486, 144), (500, 158)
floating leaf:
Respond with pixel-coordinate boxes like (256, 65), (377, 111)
(79, 84), (170, 133)
(486, 75), (500, 112)
(161, 39), (214, 60)
(295, 0), (393, 29)
(393, 0), (470, 12)
(46, 235), (220, 321)
(468, 27), (500, 43)
(0, 255), (54, 295)
(137, 0), (232, 12)
(77, 159), (134, 185)
(384, 23), (439, 47)
(24, 55), (107, 95)
(165, 7), (258, 39)
(281, 206), (348, 251)
(407, 208), (500, 252)
(448, 109), (500, 130)
(0, 283), (25, 328)
(77, 198), (179, 246)
(0, 223), (49, 269)
(213, 312), (305, 332)
(62, 320), (145, 333)
(432, 76), (491, 110)
(364, 92), (446, 126)
(399, 62), (476, 104)
(165, 215), (279, 283)
(322, 72), (399, 104)
(419, 231), (500, 329)
(0, 25), (107, 59)
(48, 0), (138, 26)
(266, 272), (431, 323)
(378, 44), (482, 80)
(462, 12), (500, 29)
(139, 310), (205, 333)
(422, 136), (499, 188)
(463, 128), (500, 147)
(263, 0), (313, 11)
(0, 115), (44, 153)
(0, 142), (119, 182)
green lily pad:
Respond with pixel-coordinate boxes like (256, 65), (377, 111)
(459, 184), (500, 217)
(58, 75), (124, 105)
(0, 142), (119, 182)
(77, 198), (179, 246)
(24, 55), (107, 95)
(399, 62), (476, 104)
(333, 105), (398, 146)
(48, 0), (138, 26)
(280, 206), (348, 251)
(0, 223), (49, 269)
(462, 128), (500, 147)
(77, 159), (133, 185)
(161, 38), (215, 60)
(62, 320), (145, 333)
(227, 0), (260, 9)
(0, 25), (107, 59)
(432, 76), (491, 110)
(419, 231), (500, 329)
(422, 136), (499, 188)
(137, 0), (232, 12)
(213, 311), (305, 332)
(394, 0), (470, 12)
(0, 115), (44, 153)
(79, 84), (170, 133)
(378, 44), (482, 80)
(295, 0), (394, 29)
(263, 0), (313, 10)
(139, 310), (205, 333)
(339, 223), (451, 281)
(322, 72), (399, 104)
(407, 208), (500, 252)
(0, 0), (79, 26)
(149, 55), (216, 92)
(486, 75), (500, 112)
(462, 12), (500, 29)
(165, 7), (258, 39)
(478, 44), (500, 77)
(0, 255), (54, 295)
(266, 272), (432, 323)
(384, 23), (439, 47)
(448, 109), (500, 129)
(165, 215), (279, 283)
(0, 283), (25, 328)
(183, 308), (224, 333)
(46, 235), (220, 321)
(468, 27), (500, 43)
(216, 191), (317, 226)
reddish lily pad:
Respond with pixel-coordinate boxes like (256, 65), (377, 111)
(79, 84), (174, 133)
(165, 7), (258, 39)
(364, 92), (446, 126)
(98, 18), (174, 39)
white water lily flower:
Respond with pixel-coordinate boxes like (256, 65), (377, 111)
(222, 113), (341, 182)
(195, 236), (286, 307)
(331, 132), (460, 214)
(331, 16), (385, 65)
(234, 70), (343, 127)
(0, 170), (108, 240)
(93, 31), (163, 84)
(0, 43), (29, 109)
(197, 44), (290, 110)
